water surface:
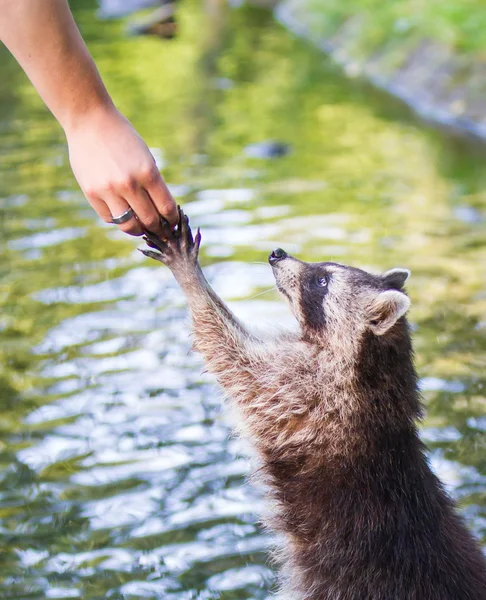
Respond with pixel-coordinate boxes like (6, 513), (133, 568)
(1, 1), (485, 598)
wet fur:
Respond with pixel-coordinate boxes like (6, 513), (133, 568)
(142, 210), (486, 600)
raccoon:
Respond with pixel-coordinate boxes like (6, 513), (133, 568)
(141, 209), (486, 600)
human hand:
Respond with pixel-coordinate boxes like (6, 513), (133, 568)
(65, 105), (177, 236)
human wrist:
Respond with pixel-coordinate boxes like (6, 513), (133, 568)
(60, 94), (118, 136)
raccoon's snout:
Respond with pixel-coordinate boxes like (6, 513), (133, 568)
(269, 248), (288, 266)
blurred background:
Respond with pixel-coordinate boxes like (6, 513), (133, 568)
(1, 0), (485, 598)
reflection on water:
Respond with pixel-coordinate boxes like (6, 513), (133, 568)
(1, 0), (485, 598)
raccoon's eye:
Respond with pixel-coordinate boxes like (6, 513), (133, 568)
(317, 276), (329, 288)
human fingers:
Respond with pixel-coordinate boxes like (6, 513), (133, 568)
(142, 169), (178, 227)
(86, 195), (114, 225)
(103, 193), (143, 236)
(124, 187), (164, 236)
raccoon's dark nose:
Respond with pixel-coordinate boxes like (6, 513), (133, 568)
(269, 248), (287, 265)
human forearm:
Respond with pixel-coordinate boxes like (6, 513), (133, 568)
(0, 0), (112, 131)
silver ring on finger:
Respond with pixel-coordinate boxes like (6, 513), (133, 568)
(111, 207), (135, 225)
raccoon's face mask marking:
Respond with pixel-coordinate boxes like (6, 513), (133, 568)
(269, 249), (411, 341)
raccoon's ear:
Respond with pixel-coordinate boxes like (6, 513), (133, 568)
(381, 268), (410, 290)
(367, 290), (410, 336)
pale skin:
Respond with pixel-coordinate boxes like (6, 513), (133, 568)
(0, 0), (178, 236)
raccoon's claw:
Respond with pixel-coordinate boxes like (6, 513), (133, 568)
(142, 217), (172, 250)
(179, 210), (194, 247)
(194, 227), (201, 251)
(161, 217), (172, 239)
(144, 237), (162, 251)
(138, 248), (164, 262)
(140, 206), (201, 268)
(175, 205), (183, 239)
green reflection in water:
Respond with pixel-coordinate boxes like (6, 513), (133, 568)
(0, 0), (485, 598)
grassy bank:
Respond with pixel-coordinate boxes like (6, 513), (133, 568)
(306, 0), (486, 55)
(278, 0), (486, 140)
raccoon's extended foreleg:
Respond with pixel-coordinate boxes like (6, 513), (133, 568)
(141, 209), (317, 453)
(141, 209), (269, 397)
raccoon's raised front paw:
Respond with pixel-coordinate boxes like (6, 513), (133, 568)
(139, 206), (201, 269)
